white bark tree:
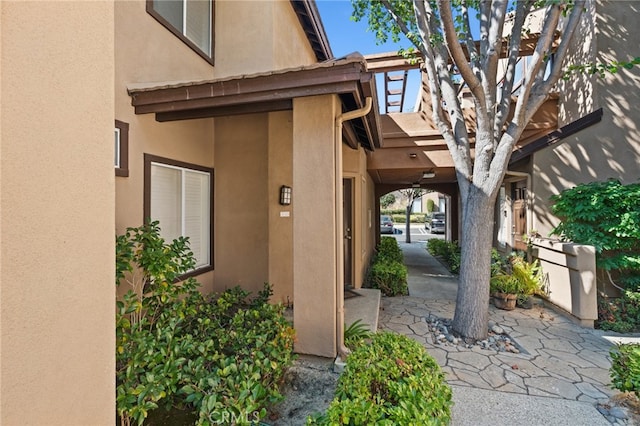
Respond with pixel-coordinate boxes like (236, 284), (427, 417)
(399, 188), (426, 243)
(352, 0), (585, 339)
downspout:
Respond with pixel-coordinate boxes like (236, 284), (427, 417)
(334, 96), (372, 359)
(504, 170), (533, 247)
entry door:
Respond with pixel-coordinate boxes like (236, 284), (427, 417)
(512, 185), (527, 251)
(343, 179), (353, 288)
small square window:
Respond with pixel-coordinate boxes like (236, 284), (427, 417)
(115, 120), (129, 177)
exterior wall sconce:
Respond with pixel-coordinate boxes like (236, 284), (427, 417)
(279, 185), (292, 205)
(423, 171), (436, 179)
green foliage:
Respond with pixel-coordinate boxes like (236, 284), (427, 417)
(426, 239), (461, 274)
(116, 222), (295, 426)
(380, 193), (396, 208)
(489, 252), (544, 297)
(598, 291), (640, 333)
(308, 332), (452, 425)
(564, 57), (640, 80)
(551, 180), (640, 278)
(368, 260), (408, 297)
(367, 237), (408, 296)
(426, 199), (436, 213)
(344, 319), (372, 350)
(610, 343), (640, 398)
(377, 236), (404, 263)
(551, 180), (640, 330)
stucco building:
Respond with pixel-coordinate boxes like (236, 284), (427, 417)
(1, 0), (638, 423)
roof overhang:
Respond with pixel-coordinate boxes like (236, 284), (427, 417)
(128, 55), (381, 150)
(290, 0), (333, 61)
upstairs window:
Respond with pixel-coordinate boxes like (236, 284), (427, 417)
(147, 0), (214, 64)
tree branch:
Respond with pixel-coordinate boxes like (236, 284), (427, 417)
(509, 4), (562, 130)
(436, 0), (485, 103)
(496, 1), (532, 138)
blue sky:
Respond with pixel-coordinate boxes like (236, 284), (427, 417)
(316, 0), (421, 112)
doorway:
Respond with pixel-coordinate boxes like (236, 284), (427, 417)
(343, 178), (354, 288)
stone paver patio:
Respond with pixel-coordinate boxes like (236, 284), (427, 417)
(373, 239), (638, 424)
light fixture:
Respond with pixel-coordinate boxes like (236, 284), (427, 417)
(409, 153), (417, 158)
(412, 182), (421, 188)
(279, 185), (292, 205)
(423, 171), (436, 179)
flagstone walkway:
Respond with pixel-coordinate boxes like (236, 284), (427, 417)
(376, 239), (639, 425)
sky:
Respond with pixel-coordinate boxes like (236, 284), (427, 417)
(315, 0), (422, 112)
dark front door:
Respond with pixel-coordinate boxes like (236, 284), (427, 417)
(343, 178), (353, 288)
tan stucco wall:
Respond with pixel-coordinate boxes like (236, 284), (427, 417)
(532, 1), (640, 237)
(214, 114), (270, 294)
(268, 112), (294, 305)
(216, 0), (316, 76)
(292, 95), (339, 357)
(1, 1), (115, 424)
(115, 0), (319, 295)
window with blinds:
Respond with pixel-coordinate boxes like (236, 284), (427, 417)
(148, 0), (214, 64)
(147, 157), (213, 271)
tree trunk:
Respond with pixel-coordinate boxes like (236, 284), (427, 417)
(452, 186), (495, 340)
(405, 205), (412, 243)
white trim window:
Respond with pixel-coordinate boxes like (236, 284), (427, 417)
(146, 155), (213, 271)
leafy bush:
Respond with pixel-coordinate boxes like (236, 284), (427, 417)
(426, 239), (461, 274)
(116, 222), (295, 426)
(366, 238), (408, 296)
(610, 343), (640, 397)
(551, 180), (640, 330)
(490, 253), (544, 297)
(368, 260), (408, 296)
(344, 319), (372, 350)
(308, 332), (452, 425)
(377, 236), (403, 263)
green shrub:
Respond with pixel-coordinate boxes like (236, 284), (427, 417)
(610, 343), (640, 397)
(308, 332), (452, 425)
(551, 180), (640, 330)
(377, 236), (403, 263)
(426, 239), (461, 274)
(489, 253), (544, 297)
(116, 222), (295, 426)
(368, 260), (408, 296)
(344, 319), (372, 350)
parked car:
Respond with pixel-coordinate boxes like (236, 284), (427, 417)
(425, 212), (446, 234)
(380, 215), (394, 234)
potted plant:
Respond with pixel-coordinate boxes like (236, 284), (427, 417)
(490, 252), (544, 310)
(490, 274), (520, 310)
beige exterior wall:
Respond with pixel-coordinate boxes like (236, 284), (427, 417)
(216, 0), (317, 75)
(531, 1), (640, 237)
(292, 95), (340, 357)
(115, 0), (319, 295)
(1, 1), (115, 424)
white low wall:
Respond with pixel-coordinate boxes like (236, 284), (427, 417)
(530, 238), (597, 328)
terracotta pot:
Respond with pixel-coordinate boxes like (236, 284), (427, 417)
(493, 292), (517, 310)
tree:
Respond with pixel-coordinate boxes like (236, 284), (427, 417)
(352, 0), (585, 339)
(399, 188), (425, 243)
(380, 192), (397, 209)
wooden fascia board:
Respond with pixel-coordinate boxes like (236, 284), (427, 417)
(134, 80), (360, 115)
(509, 108), (603, 164)
(156, 100), (293, 122)
(130, 62), (365, 108)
